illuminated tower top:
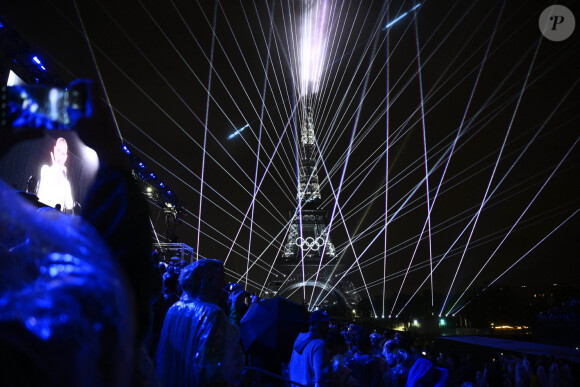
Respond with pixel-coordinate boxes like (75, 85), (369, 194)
(298, 107), (321, 205)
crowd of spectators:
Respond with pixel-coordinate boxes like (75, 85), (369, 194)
(536, 298), (580, 325)
(287, 318), (576, 387)
(144, 260), (576, 387)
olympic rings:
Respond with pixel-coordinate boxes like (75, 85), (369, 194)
(295, 236), (325, 251)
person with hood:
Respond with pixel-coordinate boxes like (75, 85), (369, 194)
(288, 310), (333, 387)
(406, 357), (447, 387)
(155, 259), (244, 386)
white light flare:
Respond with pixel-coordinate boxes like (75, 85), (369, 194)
(299, 0), (330, 96)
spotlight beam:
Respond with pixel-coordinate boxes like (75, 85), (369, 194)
(69, 1), (578, 308)
(349, 151), (580, 283)
(197, 2), (219, 259)
(318, 3), (532, 200)
(391, 204), (580, 317)
(224, 103), (300, 266)
(127, 139), (287, 276)
(216, 0), (301, 182)
(313, 93), (558, 308)
(315, 151), (445, 307)
(310, 22), (384, 314)
(413, 12), (434, 308)
(94, 2), (300, 218)
(147, 199), (282, 285)
(166, 0), (300, 203)
(440, 31), (545, 315)
(447, 109), (580, 313)
(305, 138), (377, 314)
(329, 0), (547, 215)
(451, 209), (580, 316)
(322, 106), (574, 274)
(247, 16), (274, 289)
(396, 124), (560, 315)
(349, 203), (579, 295)
(383, 23), (391, 318)
(124, 136), (287, 251)
(349, 165), (568, 276)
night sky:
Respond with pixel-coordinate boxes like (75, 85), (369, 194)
(1, 0), (578, 316)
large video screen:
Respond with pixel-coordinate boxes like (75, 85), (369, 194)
(0, 70), (99, 213)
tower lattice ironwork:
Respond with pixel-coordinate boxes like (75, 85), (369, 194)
(268, 105), (360, 310)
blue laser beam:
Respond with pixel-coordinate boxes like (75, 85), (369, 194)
(228, 123), (250, 139)
(383, 3), (421, 30)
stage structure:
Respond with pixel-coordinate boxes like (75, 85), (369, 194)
(154, 242), (194, 267)
(268, 106), (360, 310)
(127, 146), (182, 243)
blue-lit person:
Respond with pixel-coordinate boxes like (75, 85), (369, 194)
(37, 137), (73, 211)
(156, 258), (244, 386)
(288, 310), (333, 387)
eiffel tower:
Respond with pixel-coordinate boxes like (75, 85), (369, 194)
(268, 105), (360, 310)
